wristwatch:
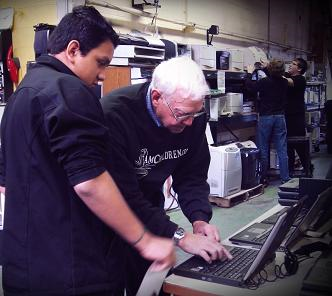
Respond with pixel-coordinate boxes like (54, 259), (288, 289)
(173, 227), (185, 246)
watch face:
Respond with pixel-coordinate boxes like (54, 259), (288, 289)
(174, 227), (185, 243)
(176, 228), (185, 237)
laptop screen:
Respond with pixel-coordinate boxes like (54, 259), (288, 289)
(284, 186), (332, 248)
(299, 178), (332, 208)
(244, 202), (303, 281)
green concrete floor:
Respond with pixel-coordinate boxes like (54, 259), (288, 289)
(169, 144), (332, 264)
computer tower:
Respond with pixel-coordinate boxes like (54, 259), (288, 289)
(240, 148), (261, 189)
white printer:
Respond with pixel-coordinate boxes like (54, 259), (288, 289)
(225, 140), (257, 149)
(208, 145), (242, 197)
(191, 45), (216, 69)
(223, 92), (243, 114)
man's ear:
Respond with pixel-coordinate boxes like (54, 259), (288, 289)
(151, 89), (161, 108)
(66, 40), (80, 62)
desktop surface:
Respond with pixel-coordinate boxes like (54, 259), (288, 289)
(164, 252), (318, 296)
(164, 203), (331, 296)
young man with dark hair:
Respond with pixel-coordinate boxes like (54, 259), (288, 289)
(284, 58), (311, 175)
(0, 6), (175, 296)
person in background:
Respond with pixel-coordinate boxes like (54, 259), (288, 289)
(251, 61), (267, 81)
(284, 58), (312, 176)
(246, 59), (290, 185)
(0, 6), (175, 296)
(249, 60), (268, 112)
(100, 56), (232, 296)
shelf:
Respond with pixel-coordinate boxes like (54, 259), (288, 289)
(212, 112), (258, 124)
(306, 81), (326, 86)
(208, 112), (258, 144)
(209, 112), (257, 130)
(306, 104), (324, 111)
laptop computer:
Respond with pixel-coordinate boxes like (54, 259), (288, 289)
(172, 204), (300, 287)
(279, 178), (299, 193)
(261, 207), (289, 224)
(230, 184), (332, 249)
(301, 180), (332, 232)
(262, 206), (307, 228)
(278, 191), (300, 206)
(265, 178), (332, 225)
(229, 201), (303, 247)
(283, 186), (332, 248)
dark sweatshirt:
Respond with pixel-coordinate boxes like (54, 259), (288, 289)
(100, 83), (212, 238)
(284, 73), (306, 116)
(246, 76), (288, 116)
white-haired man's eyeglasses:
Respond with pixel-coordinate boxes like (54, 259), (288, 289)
(163, 97), (206, 121)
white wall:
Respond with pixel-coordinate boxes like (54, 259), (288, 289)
(0, 0), (57, 80)
(89, 0), (310, 61)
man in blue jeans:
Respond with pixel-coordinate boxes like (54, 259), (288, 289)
(246, 59), (290, 185)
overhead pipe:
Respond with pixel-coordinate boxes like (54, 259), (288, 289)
(86, 0), (311, 54)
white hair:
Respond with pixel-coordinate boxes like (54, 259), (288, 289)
(150, 56), (209, 101)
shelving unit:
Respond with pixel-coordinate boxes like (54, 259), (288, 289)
(305, 81), (326, 152)
(208, 112), (258, 145)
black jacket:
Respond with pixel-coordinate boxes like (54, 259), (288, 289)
(285, 73), (306, 116)
(246, 76), (288, 116)
(101, 83), (212, 238)
(0, 55), (117, 295)
(284, 73), (307, 135)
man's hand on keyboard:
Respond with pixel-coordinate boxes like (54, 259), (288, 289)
(193, 220), (220, 242)
(177, 232), (233, 264)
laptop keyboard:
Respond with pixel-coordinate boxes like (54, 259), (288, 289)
(183, 247), (259, 281)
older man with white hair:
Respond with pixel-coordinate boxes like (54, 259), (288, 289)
(101, 56), (232, 296)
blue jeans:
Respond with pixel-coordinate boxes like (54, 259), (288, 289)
(258, 115), (290, 182)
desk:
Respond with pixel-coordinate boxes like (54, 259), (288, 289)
(163, 205), (320, 296)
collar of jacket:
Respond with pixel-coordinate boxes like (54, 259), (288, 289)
(35, 54), (78, 78)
